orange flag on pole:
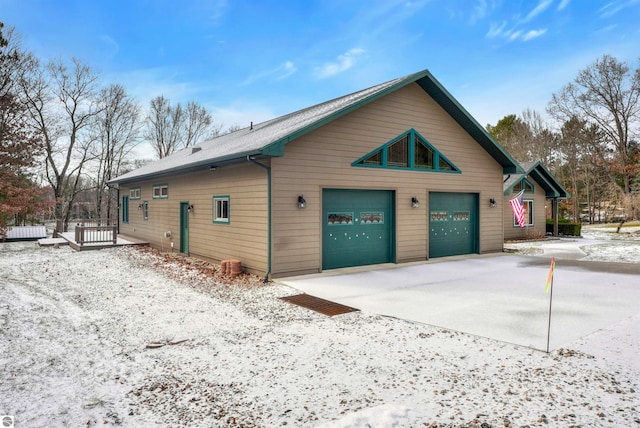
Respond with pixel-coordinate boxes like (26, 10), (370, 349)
(545, 257), (556, 293)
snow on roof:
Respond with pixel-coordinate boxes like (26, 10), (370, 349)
(111, 68), (521, 184)
(109, 73), (410, 184)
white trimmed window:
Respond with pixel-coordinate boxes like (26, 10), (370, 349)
(142, 201), (149, 220)
(513, 200), (534, 227)
(153, 184), (168, 199)
(213, 196), (230, 224)
(130, 187), (141, 200)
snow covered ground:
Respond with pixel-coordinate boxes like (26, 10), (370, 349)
(0, 225), (638, 427)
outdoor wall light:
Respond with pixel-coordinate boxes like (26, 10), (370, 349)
(209, 165), (217, 171)
(490, 198), (497, 208)
(411, 197), (420, 208)
(138, 203), (143, 210)
(187, 204), (194, 212)
(297, 195), (306, 209)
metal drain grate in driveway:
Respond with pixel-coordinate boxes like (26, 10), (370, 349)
(279, 294), (359, 316)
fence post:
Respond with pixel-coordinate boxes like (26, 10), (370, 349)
(75, 224), (84, 245)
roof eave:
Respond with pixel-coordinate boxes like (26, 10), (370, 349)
(108, 149), (272, 185)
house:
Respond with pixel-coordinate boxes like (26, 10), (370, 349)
(109, 69), (523, 279)
(503, 161), (570, 240)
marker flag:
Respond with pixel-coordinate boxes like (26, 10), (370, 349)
(545, 257), (556, 293)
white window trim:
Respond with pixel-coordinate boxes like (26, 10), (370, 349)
(213, 196), (230, 224)
(152, 184), (169, 199)
(513, 199), (534, 227)
(130, 187), (141, 200)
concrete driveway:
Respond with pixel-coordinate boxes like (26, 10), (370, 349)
(280, 251), (640, 351)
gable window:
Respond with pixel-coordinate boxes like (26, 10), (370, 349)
(213, 196), (230, 224)
(129, 187), (141, 200)
(352, 129), (460, 173)
(387, 136), (409, 167)
(415, 137), (434, 169)
(513, 200), (534, 227)
(513, 178), (534, 193)
(153, 184), (168, 199)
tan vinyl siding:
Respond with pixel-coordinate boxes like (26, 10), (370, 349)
(121, 163), (268, 275)
(503, 176), (548, 240)
(271, 83), (505, 277)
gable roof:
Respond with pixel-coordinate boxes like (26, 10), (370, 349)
(110, 69), (520, 185)
(504, 160), (570, 198)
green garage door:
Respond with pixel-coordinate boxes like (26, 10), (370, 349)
(429, 192), (478, 258)
(323, 189), (395, 270)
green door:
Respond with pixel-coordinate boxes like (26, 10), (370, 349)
(323, 189), (395, 270)
(429, 192), (478, 258)
(122, 196), (129, 223)
(180, 202), (189, 254)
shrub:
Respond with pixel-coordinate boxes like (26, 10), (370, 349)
(546, 219), (581, 236)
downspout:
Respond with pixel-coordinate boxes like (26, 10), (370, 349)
(107, 183), (120, 234)
(247, 156), (272, 282)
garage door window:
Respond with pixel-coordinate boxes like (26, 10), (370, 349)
(328, 212), (354, 225)
(361, 212), (383, 224)
(352, 129), (460, 173)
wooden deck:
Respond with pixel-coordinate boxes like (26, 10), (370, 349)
(56, 232), (149, 251)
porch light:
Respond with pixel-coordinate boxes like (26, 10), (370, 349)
(297, 195), (306, 209)
(138, 203), (143, 210)
(490, 198), (496, 208)
(411, 197), (419, 208)
(187, 204), (194, 212)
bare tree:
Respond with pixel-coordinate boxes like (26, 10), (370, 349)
(145, 96), (215, 158)
(91, 84), (141, 221)
(486, 109), (556, 164)
(19, 56), (101, 230)
(184, 101), (212, 147)
(548, 55), (640, 195)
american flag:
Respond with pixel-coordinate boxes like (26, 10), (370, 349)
(510, 189), (526, 228)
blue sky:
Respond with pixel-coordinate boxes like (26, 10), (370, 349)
(2, 0), (639, 143)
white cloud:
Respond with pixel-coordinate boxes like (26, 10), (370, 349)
(522, 0), (554, 23)
(240, 61), (298, 86)
(276, 61), (297, 81)
(314, 48), (366, 79)
(509, 30), (523, 41)
(470, 0), (491, 23)
(486, 22), (508, 38)
(204, 0), (228, 25)
(523, 28), (548, 40)
(557, 0), (570, 11)
(599, 0), (640, 18)
(209, 103), (276, 130)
